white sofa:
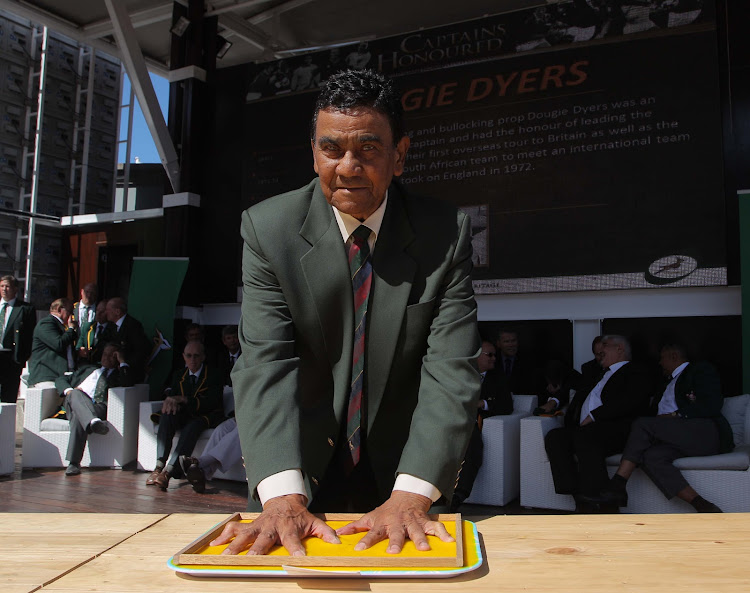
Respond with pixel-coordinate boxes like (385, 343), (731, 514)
(464, 394), (537, 507)
(22, 384), (149, 469)
(0, 403), (16, 476)
(520, 394), (750, 513)
(137, 387), (246, 482)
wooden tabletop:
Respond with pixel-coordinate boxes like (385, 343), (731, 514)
(5, 513), (750, 592)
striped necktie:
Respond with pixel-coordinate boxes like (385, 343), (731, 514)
(346, 225), (372, 467)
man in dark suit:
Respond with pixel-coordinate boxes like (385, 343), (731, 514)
(76, 300), (111, 364)
(584, 342), (733, 513)
(578, 335), (605, 386)
(55, 342), (134, 476)
(544, 335), (653, 509)
(213, 70), (480, 557)
(105, 297), (150, 382)
(216, 325), (241, 387)
(0, 275), (36, 403)
(146, 340), (225, 490)
(497, 329), (536, 394)
(451, 340), (513, 510)
(28, 298), (77, 388)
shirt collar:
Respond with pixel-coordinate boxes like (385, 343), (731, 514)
(671, 361), (690, 380)
(1, 298), (16, 307)
(51, 313), (65, 325)
(190, 365), (204, 378)
(115, 314), (126, 330)
(332, 190), (388, 245)
(608, 360), (629, 373)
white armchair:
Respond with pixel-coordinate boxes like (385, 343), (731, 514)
(519, 414), (576, 511)
(137, 387), (246, 482)
(464, 394), (537, 507)
(0, 403), (16, 476)
(22, 384), (149, 469)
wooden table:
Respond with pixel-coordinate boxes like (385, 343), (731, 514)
(5, 513), (750, 592)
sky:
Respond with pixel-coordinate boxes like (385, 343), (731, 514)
(117, 72), (170, 164)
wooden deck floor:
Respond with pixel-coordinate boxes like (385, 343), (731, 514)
(3, 406), (562, 516)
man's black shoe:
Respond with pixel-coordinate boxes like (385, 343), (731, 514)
(180, 455), (206, 493)
(579, 488), (628, 507)
(65, 463), (81, 476)
(90, 420), (109, 435)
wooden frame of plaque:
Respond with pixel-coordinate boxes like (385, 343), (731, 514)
(174, 512), (464, 568)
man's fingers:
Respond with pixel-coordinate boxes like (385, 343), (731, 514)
(353, 525), (387, 551)
(423, 519), (454, 543)
(275, 528), (306, 557)
(336, 517), (370, 536)
(209, 522), (240, 546)
(310, 517), (341, 544)
(386, 528), (408, 554)
(248, 529), (285, 556)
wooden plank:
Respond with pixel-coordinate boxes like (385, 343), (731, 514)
(174, 512), (463, 568)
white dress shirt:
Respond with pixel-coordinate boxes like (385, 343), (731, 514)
(257, 194), (441, 506)
(579, 360), (629, 424)
(657, 361), (689, 415)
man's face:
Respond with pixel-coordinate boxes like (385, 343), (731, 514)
(183, 342), (205, 373)
(0, 280), (17, 302)
(222, 332), (240, 354)
(58, 305), (71, 325)
(95, 301), (108, 323)
(81, 285), (96, 305)
(100, 345), (117, 369)
(659, 348), (681, 376)
(600, 339), (625, 368)
(478, 342), (496, 374)
(312, 107), (409, 221)
(105, 301), (120, 323)
(498, 332), (518, 357)
(185, 328), (203, 342)
(593, 341), (605, 366)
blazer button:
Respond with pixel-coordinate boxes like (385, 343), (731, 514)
(327, 437), (334, 447)
(311, 477), (319, 486)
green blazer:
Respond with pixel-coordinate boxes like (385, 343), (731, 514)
(28, 315), (77, 385)
(655, 361), (734, 453)
(1, 298), (36, 365)
(233, 179), (481, 506)
(169, 365), (225, 428)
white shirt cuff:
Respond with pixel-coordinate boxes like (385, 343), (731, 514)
(480, 399), (488, 410)
(257, 469), (307, 506)
(393, 474), (441, 502)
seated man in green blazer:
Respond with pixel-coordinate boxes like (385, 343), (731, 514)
(146, 340), (225, 490)
(56, 342), (134, 476)
(213, 69), (481, 557)
(28, 298), (77, 388)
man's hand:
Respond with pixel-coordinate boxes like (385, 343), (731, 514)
(336, 491), (453, 554)
(78, 347), (89, 359)
(115, 351), (125, 365)
(161, 396), (182, 415)
(209, 494), (339, 556)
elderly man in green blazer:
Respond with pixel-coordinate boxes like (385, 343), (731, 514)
(213, 70), (481, 558)
(28, 298), (77, 388)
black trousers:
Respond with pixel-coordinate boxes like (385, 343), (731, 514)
(0, 352), (22, 403)
(622, 416), (720, 499)
(156, 408), (209, 475)
(65, 390), (107, 464)
(545, 420), (630, 497)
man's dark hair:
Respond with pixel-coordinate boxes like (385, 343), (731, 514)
(0, 275), (18, 287)
(591, 335), (603, 352)
(661, 340), (690, 361)
(222, 324), (238, 337)
(311, 69), (405, 144)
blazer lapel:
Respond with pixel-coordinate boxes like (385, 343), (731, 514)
(365, 186), (416, 431)
(300, 183), (353, 420)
